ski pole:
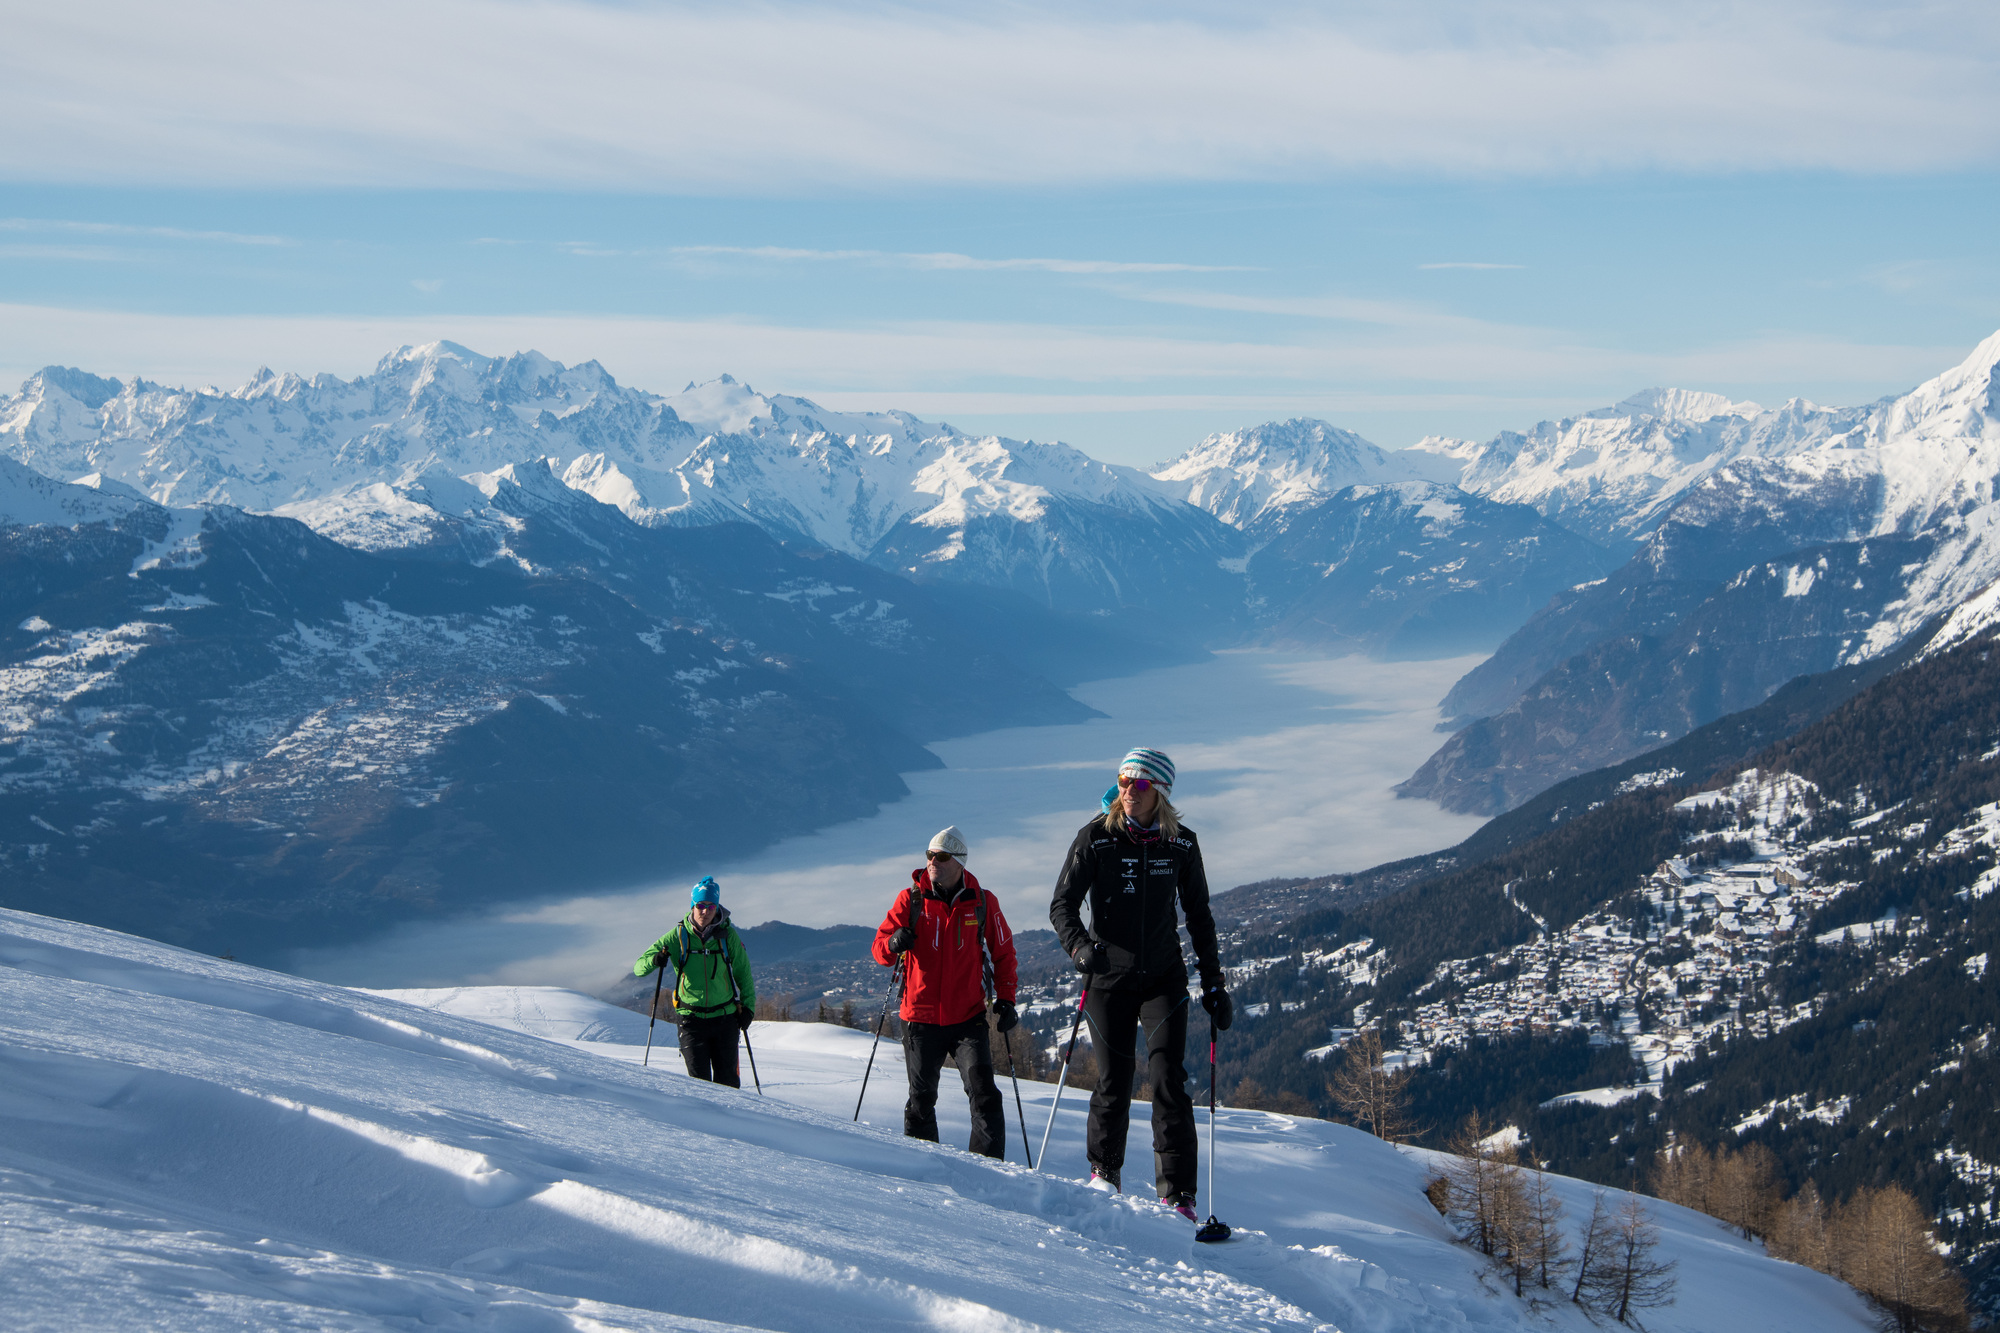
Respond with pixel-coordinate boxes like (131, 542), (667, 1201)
(1001, 1027), (1034, 1169)
(854, 955), (907, 1122)
(741, 1023), (763, 1095)
(1035, 987), (1089, 1173)
(642, 963), (666, 1067)
(1195, 1017), (1230, 1243)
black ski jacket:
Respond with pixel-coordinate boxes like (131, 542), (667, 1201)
(1049, 815), (1224, 993)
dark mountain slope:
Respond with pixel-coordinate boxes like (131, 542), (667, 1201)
(1212, 637), (1922, 934)
(0, 489), (1118, 961)
(1247, 482), (1613, 658)
(1401, 536), (1932, 814)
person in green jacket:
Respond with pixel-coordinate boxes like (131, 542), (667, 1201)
(634, 876), (756, 1087)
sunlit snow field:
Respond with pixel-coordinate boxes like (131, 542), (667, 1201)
(0, 910), (1879, 1333)
(290, 651), (1488, 990)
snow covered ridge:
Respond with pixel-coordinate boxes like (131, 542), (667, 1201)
(11, 328), (2000, 647)
(0, 907), (1876, 1332)
(10, 330), (2000, 564)
(0, 343), (1257, 623)
(1402, 329), (2000, 557)
(0, 344), (1192, 559)
(1148, 417), (1460, 533)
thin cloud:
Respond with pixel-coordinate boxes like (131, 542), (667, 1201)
(667, 245), (1251, 274)
(0, 302), (1965, 415)
(0, 217), (290, 246)
(1419, 262), (1525, 270)
(0, 244), (136, 262)
(2, 1), (1995, 189)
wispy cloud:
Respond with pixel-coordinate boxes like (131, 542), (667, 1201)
(2, 1), (1994, 189)
(0, 301), (1963, 416)
(0, 217), (290, 246)
(665, 245), (1250, 274)
(1419, 262), (1524, 270)
(0, 244), (136, 263)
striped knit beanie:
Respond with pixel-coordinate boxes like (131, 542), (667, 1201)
(1118, 747), (1175, 792)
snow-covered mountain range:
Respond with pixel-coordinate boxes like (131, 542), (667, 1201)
(10, 326), (2000, 911)
(0, 458), (1135, 957)
(0, 346), (1248, 627)
(1150, 416), (1458, 533)
(1402, 329), (2000, 812)
(0, 905), (1879, 1332)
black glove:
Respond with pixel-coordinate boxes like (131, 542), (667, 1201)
(1201, 988), (1233, 1031)
(993, 999), (1019, 1033)
(1073, 942), (1106, 974)
(888, 926), (915, 954)
(736, 1005), (754, 1031)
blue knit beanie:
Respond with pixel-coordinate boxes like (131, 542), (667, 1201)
(690, 876), (721, 906)
(1118, 747), (1175, 791)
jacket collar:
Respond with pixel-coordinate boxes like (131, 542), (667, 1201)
(683, 905), (732, 941)
(1098, 813), (1164, 845)
(912, 866), (981, 904)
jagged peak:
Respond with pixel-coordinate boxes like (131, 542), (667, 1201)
(25, 365), (125, 410)
(466, 457), (577, 503)
(70, 472), (151, 502)
(1890, 325), (2000, 425)
(1602, 387), (1762, 423)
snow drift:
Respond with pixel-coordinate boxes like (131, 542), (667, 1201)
(1, 907), (1875, 1331)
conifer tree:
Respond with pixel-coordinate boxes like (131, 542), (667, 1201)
(1713, 1141), (1779, 1239)
(1445, 1112), (1519, 1257)
(1581, 1194), (1677, 1324)
(1769, 1180), (1831, 1273)
(1835, 1187), (1968, 1333)
(1328, 1027), (1413, 1141)
(1571, 1190), (1614, 1307)
(1497, 1165), (1571, 1297)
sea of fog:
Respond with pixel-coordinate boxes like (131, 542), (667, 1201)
(289, 650), (1489, 990)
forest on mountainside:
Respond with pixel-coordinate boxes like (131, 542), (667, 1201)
(1192, 628), (2000, 1318)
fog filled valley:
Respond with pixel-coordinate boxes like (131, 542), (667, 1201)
(11, 327), (2000, 1329)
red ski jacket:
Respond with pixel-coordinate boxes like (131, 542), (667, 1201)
(872, 867), (1018, 1026)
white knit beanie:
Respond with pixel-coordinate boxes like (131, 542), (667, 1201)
(928, 826), (969, 860)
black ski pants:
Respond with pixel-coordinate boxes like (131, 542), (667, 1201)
(901, 1014), (1005, 1159)
(677, 1014), (741, 1088)
(1084, 975), (1196, 1199)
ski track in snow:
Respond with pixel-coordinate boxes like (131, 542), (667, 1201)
(0, 909), (1877, 1332)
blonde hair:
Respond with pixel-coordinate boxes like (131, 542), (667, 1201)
(1106, 790), (1181, 840)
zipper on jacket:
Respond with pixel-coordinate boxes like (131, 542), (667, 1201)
(1138, 836), (1149, 974)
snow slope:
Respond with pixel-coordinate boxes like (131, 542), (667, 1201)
(0, 346), (1242, 619)
(2, 907), (1875, 1331)
(1151, 419), (1457, 534)
(1404, 387), (1784, 550)
(0, 347), (1192, 562)
(0, 455), (152, 527)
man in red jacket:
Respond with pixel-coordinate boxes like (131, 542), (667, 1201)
(871, 824), (1019, 1158)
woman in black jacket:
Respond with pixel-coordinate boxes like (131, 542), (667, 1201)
(1050, 747), (1233, 1219)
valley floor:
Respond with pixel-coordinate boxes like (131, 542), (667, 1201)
(2, 907), (1875, 1331)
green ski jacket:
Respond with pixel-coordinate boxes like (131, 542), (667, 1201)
(634, 910), (755, 1019)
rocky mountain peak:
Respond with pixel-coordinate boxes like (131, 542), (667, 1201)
(1151, 416), (1451, 532)
(26, 365), (126, 410)
(1605, 387), (1762, 422)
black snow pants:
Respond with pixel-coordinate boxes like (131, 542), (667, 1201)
(1084, 974), (1196, 1199)
(902, 1014), (1005, 1159)
(677, 1014), (741, 1088)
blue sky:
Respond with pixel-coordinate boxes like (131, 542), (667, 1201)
(3, 1), (1997, 465)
